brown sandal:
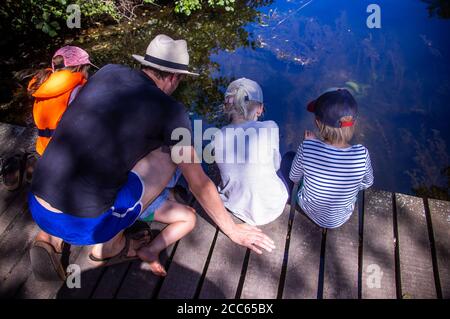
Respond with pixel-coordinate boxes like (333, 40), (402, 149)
(0, 153), (25, 191)
(88, 228), (152, 267)
(30, 240), (71, 281)
(23, 151), (39, 184)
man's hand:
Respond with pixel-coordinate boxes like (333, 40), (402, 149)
(227, 223), (276, 254)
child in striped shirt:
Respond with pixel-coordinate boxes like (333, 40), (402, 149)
(289, 89), (374, 229)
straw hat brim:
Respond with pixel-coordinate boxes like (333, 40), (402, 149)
(132, 54), (199, 76)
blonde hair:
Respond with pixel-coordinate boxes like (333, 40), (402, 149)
(28, 55), (90, 95)
(317, 115), (355, 145)
(223, 86), (261, 122)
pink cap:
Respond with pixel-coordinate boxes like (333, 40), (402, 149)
(52, 46), (98, 70)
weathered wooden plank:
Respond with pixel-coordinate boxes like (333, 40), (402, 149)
(198, 215), (247, 299)
(110, 222), (175, 299)
(0, 189), (28, 235)
(240, 206), (290, 299)
(57, 222), (158, 299)
(0, 123), (36, 158)
(323, 204), (359, 299)
(0, 187), (21, 218)
(396, 193), (436, 298)
(0, 123), (26, 156)
(361, 189), (396, 299)
(157, 207), (218, 299)
(0, 201), (39, 297)
(14, 245), (83, 299)
(428, 199), (450, 299)
(91, 261), (130, 299)
(54, 245), (104, 299)
(283, 207), (322, 299)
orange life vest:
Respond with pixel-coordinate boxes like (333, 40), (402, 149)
(29, 70), (87, 155)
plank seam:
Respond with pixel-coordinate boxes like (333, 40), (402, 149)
(422, 197), (443, 299)
(152, 239), (180, 299)
(193, 226), (219, 299)
(112, 262), (134, 299)
(317, 229), (327, 299)
(358, 191), (365, 299)
(276, 206), (296, 299)
(392, 193), (402, 299)
(234, 248), (251, 299)
(88, 268), (108, 299)
(277, 184), (299, 299)
(0, 196), (29, 245)
(152, 195), (196, 299)
(0, 190), (21, 218)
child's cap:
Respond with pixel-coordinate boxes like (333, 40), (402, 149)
(52, 46), (99, 71)
(225, 78), (263, 104)
(307, 88), (357, 128)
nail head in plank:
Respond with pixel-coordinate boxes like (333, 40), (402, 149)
(240, 206), (290, 299)
(396, 193), (436, 298)
(283, 208), (322, 298)
(323, 205), (359, 299)
(428, 199), (450, 298)
(362, 189), (396, 299)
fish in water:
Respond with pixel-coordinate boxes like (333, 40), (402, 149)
(323, 81), (370, 97)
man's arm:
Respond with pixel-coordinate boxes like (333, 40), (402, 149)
(176, 146), (275, 254)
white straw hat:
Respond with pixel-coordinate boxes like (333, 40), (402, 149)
(132, 34), (199, 76)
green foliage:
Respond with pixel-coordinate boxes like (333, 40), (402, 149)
(0, 0), (119, 38)
(0, 0), (236, 38)
(175, 0), (236, 16)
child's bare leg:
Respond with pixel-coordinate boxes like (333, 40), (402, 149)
(137, 199), (196, 276)
(304, 130), (317, 140)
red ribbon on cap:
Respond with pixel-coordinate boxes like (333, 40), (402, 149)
(307, 100), (316, 112)
(340, 120), (354, 127)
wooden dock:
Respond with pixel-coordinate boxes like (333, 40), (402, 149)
(0, 123), (449, 299)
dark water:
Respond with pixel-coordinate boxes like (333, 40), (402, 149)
(211, 0), (450, 198)
(2, 0), (449, 198)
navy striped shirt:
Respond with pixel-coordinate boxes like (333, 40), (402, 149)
(289, 139), (374, 228)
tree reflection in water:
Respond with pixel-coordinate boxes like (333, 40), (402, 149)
(422, 0), (450, 19)
(75, 0), (273, 123)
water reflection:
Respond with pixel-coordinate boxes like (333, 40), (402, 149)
(73, 1), (273, 122)
(211, 0), (450, 198)
(0, 0), (449, 199)
(422, 0), (450, 19)
(0, 1), (273, 125)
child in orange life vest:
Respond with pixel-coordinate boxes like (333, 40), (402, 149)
(28, 46), (96, 155)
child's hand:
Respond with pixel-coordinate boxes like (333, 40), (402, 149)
(304, 130), (317, 140)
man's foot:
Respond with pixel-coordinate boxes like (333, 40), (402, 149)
(30, 232), (70, 281)
(34, 231), (64, 253)
(137, 246), (167, 276)
(90, 231), (151, 261)
(304, 130), (317, 140)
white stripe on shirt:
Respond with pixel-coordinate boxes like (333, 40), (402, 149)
(289, 139), (374, 228)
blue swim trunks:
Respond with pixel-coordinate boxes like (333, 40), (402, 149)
(28, 169), (180, 245)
